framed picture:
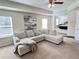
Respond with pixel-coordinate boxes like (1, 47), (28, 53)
(24, 16), (37, 30)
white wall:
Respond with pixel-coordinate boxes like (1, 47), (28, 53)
(0, 35), (13, 47)
(59, 16), (68, 24)
(35, 15), (55, 32)
(67, 10), (76, 36)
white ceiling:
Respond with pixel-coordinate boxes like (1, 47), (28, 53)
(10, 0), (78, 11)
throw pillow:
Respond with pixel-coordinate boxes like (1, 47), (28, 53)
(14, 31), (26, 39)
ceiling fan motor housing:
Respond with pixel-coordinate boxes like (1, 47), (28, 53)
(49, 0), (63, 4)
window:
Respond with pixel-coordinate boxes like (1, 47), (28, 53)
(0, 16), (13, 36)
(56, 18), (59, 26)
(42, 18), (48, 29)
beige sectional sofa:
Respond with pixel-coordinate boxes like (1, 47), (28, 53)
(13, 30), (63, 56)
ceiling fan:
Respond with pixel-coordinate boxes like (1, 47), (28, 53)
(48, 0), (64, 8)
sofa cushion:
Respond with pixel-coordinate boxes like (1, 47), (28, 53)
(49, 30), (57, 35)
(45, 34), (63, 44)
(33, 30), (43, 36)
(17, 44), (30, 56)
(32, 34), (45, 42)
(20, 38), (35, 44)
(38, 30), (49, 34)
(14, 31), (27, 39)
(25, 30), (35, 37)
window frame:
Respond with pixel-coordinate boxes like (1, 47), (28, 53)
(0, 16), (13, 36)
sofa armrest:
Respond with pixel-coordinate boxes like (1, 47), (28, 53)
(13, 37), (20, 45)
(45, 34), (63, 44)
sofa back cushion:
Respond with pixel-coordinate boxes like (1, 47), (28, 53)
(49, 30), (57, 35)
(14, 31), (27, 39)
(33, 30), (43, 36)
(40, 30), (49, 34)
(25, 30), (35, 37)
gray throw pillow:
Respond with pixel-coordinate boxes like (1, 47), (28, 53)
(14, 31), (26, 39)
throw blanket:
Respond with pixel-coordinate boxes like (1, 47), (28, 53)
(14, 42), (37, 54)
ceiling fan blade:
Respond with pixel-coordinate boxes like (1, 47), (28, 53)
(54, 2), (64, 4)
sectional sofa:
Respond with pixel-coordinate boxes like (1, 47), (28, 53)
(13, 30), (63, 56)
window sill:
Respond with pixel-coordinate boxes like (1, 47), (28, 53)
(0, 34), (13, 38)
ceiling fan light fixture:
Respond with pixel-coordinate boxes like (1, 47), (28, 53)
(48, 0), (63, 8)
(52, 4), (54, 7)
(48, 3), (54, 8)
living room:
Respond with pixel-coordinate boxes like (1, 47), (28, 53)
(0, 0), (79, 59)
